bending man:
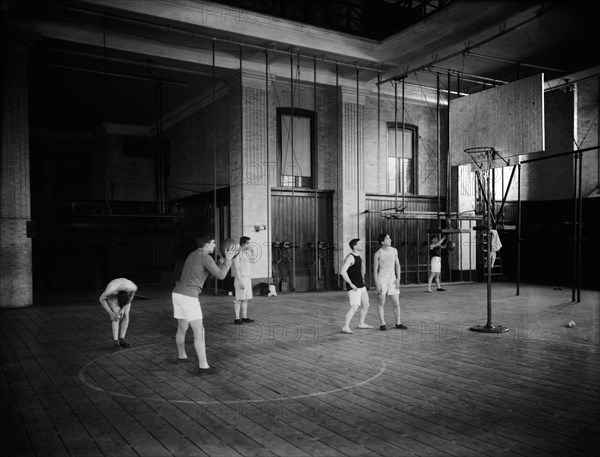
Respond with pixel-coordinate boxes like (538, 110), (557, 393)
(99, 277), (138, 349)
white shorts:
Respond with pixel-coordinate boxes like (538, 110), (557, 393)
(348, 287), (368, 306)
(172, 292), (203, 321)
(431, 256), (441, 274)
(234, 277), (253, 301)
(377, 273), (399, 295)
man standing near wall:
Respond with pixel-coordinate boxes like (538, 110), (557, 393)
(340, 238), (373, 333)
(373, 233), (407, 331)
(232, 236), (255, 325)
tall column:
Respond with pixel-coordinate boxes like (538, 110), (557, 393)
(1, 38), (33, 308)
(334, 88), (366, 273)
(230, 75), (271, 284)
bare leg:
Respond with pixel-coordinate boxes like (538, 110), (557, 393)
(241, 300), (248, 319)
(118, 310), (130, 339)
(108, 302), (120, 342)
(427, 272), (435, 291)
(377, 294), (386, 326)
(390, 294), (401, 325)
(176, 319), (189, 359)
(234, 300), (241, 319)
(111, 320), (119, 341)
(343, 304), (358, 333)
(358, 297), (370, 326)
(189, 319), (209, 369)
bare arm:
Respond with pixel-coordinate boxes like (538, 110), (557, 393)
(430, 237), (446, 250)
(373, 251), (380, 287)
(394, 249), (401, 282)
(361, 255), (366, 280)
(99, 290), (118, 320)
(204, 255), (232, 280)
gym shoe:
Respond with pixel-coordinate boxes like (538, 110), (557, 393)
(395, 324), (408, 330)
(197, 367), (216, 375)
(241, 318), (255, 323)
(357, 323), (374, 329)
(437, 288), (446, 291)
(234, 319), (242, 325)
(118, 339), (131, 348)
(380, 325), (387, 331)
(341, 327), (354, 334)
(112, 341), (121, 350)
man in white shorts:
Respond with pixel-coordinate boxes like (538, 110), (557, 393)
(232, 236), (255, 325)
(373, 233), (407, 331)
(427, 235), (446, 292)
(340, 238), (373, 334)
(99, 277), (137, 349)
(172, 233), (238, 374)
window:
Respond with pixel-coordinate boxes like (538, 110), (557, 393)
(278, 108), (315, 188)
(387, 123), (416, 194)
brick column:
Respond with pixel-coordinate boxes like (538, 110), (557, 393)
(332, 88), (366, 282)
(1, 39), (33, 308)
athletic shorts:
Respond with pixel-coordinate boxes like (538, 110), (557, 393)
(431, 256), (441, 274)
(377, 273), (399, 295)
(172, 292), (203, 321)
(348, 287), (368, 306)
(234, 277), (253, 301)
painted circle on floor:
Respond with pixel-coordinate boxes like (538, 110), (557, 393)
(78, 343), (386, 405)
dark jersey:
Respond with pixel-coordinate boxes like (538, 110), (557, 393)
(346, 254), (365, 290)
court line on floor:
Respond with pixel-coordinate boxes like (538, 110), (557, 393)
(78, 344), (387, 405)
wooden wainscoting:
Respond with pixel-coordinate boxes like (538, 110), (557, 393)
(271, 189), (334, 292)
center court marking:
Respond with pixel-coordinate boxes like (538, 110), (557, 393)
(78, 344), (387, 405)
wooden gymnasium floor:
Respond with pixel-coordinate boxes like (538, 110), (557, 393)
(1, 282), (599, 457)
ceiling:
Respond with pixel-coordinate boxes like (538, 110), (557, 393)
(5, 0), (600, 134)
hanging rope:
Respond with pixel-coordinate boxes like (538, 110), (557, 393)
(265, 49), (271, 285)
(313, 57), (319, 290)
(290, 52), (296, 290)
(356, 65), (360, 238)
(239, 45), (244, 233)
(212, 39), (217, 292)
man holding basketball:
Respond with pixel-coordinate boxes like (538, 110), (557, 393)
(172, 233), (238, 374)
(427, 235), (447, 292)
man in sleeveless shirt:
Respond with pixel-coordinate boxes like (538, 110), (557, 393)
(373, 233), (407, 331)
(172, 233), (239, 374)
(340, 238), (374, 333)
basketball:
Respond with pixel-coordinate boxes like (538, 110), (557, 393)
(220, 238), (240, 257)
(446, 240), (456, 251)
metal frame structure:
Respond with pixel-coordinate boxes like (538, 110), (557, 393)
(465, 147), (509, 333)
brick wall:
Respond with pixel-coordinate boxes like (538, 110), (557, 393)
(1, 44), (32, 308)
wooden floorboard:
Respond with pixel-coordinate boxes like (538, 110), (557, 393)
(1, 282), (599, 456)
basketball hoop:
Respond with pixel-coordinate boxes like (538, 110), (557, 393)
(464, 146), (509, 334)
(465, 147), (494, 177)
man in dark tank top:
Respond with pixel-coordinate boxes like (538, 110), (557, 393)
(339, 238), (374, 333)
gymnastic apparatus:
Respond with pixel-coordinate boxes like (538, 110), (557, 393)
(465, 147), (509, 333)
